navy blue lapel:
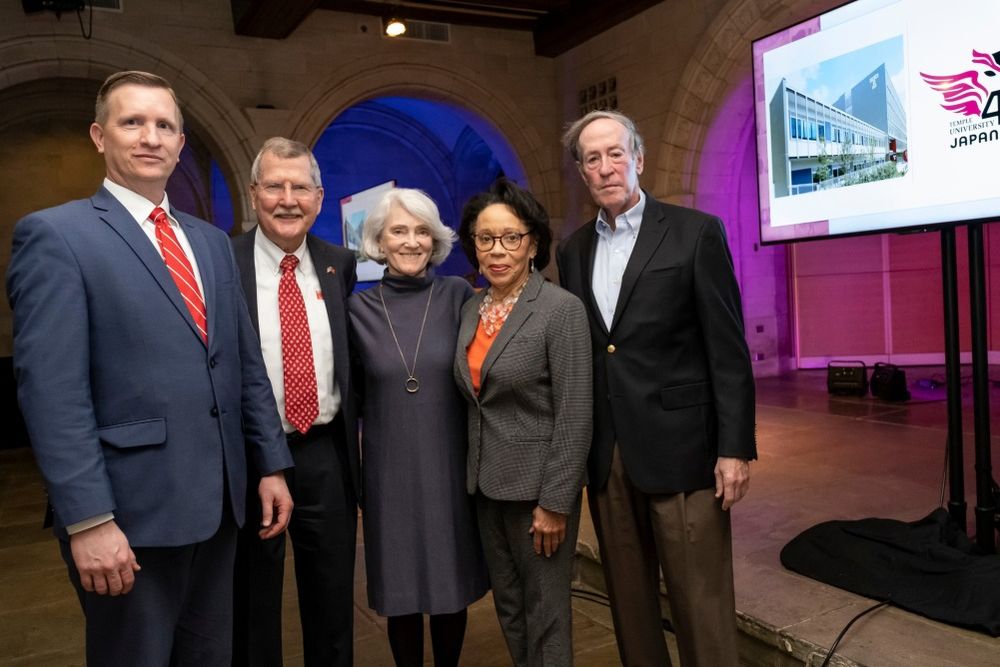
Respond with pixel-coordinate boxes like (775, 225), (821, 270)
(91, 188), (206, 348)
(609, 195), (670, 333)
(232, 229), (260, 333)
(177, 213), (214, 348)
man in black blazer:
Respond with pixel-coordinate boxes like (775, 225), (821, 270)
(231, 137), (360, 666)
(556, 111), (756, 666)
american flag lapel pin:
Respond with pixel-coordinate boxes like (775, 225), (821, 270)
(326, 266), (336, 274)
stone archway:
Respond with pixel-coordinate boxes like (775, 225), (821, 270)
(654, 0), (844, 375)
(655, 0), (845, 201)
(0, 31), (257, 225)
(0, 31), (263, 354)
(285, 59), (554, 216)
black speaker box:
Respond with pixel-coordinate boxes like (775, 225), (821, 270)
(827, 360), (868, 396)
(870, 362), (910, 401)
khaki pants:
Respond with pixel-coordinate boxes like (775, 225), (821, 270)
(588, 447), (738, 667)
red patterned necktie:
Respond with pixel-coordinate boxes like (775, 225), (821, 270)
(279, 254), (319, 434)
(150, 207), (208, 343)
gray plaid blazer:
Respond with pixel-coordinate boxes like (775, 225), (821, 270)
(454, 271), (592, 514)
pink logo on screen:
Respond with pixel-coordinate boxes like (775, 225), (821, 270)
(920, 49), (1000, 118)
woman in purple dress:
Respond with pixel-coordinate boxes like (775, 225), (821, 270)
(348, 189), (488, 667)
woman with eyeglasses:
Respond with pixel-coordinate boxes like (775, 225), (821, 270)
(349, 188), (488, 667)
(454, 178), (592, 666)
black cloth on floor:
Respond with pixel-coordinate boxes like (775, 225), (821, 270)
(780, 508), (1000, 636)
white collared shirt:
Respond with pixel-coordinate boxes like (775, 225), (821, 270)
(253, 227), (339, 434)
(102, 178), (205, 298)
(591, 191), (646, 330)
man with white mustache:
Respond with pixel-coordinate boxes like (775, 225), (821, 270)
(231, 137), (360, 667)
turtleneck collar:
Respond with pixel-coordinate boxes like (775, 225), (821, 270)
(380, 267), (436, 291)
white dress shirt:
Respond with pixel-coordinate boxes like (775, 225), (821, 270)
(253, 227), (339, 434)
(592, 190), (646, 330)
(102, 178), (206, 298)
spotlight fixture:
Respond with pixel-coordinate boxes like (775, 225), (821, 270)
(384, 17), (406, 37)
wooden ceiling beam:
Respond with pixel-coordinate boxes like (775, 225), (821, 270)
(232, 0), (323, 39)
(534, 0), (663, 57)
(314, 0), (666, 56)
(319, 0), (537, 31)
(415, 0), (569, 13)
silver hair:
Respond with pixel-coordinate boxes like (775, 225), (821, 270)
(361, 188), (456, 267)
(562, 109), (645, 162)
(250, 137), (323, 188)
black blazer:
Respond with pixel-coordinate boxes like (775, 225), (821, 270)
(556, 193), (756, 495)
(232, 229), (361, 501)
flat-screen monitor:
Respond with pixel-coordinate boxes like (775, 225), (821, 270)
(752, 0), (1000, 244)
(340, 180), (395, 282)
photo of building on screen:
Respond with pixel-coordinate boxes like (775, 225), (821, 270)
(769, 46), (908, 198)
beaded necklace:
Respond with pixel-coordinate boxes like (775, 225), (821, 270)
(478, 277), (529, 336)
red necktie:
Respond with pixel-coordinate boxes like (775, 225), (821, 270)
(279, 254), (319, 434)
(150, 207), (208, 343)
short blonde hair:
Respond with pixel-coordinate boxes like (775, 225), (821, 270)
(361, 189), (456, 267)
(95, 70), (183, 130)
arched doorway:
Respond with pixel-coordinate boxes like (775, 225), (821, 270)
(0, 76), (237, 355)
(693, 76), (792, 377)
(653, 0), (849, 375)
(312, 96), (528, 283)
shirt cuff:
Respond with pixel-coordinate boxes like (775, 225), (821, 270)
(66, 513), (115, 535)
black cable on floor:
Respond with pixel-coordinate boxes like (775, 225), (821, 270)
(818, 600), (889, 667)
(570, 587), (610, 608)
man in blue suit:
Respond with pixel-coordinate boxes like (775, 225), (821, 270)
(6, 70), (294, 665)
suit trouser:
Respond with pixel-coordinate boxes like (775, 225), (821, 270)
(233, 417), (357, 667)
(60, 508), (238, 667)
(476, 493), (582, 667)
(588, 447), (738, 667)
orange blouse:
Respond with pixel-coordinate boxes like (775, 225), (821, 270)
(467, 318), (498, 395)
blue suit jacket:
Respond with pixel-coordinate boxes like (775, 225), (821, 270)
(7, 187), (293, 547)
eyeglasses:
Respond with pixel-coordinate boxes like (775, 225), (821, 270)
(254, 182), (319, 200)
(471, 231), (531, 252)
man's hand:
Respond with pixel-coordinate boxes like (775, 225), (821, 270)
(258, 471), (293, 539)
(529, 505), (568, 557)
(69, 520), (140, 596)
(714, 457), (750, 510)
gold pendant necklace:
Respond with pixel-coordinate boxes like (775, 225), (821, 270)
(378, 281), (435, 394)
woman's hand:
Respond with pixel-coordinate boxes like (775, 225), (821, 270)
(530, 505), (568, 557)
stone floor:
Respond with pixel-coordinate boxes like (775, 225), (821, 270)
(732, 368), (1000, 666)
(1, 367), (999, 665)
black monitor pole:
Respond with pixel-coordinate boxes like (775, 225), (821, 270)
(966, 223), (996, 553)
(941, 228), (966, 532)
